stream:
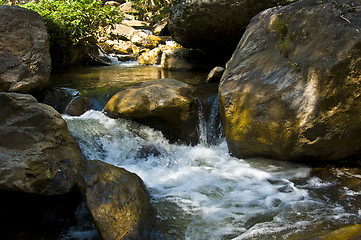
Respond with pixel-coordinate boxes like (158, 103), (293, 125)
(52, 63), (361, 240)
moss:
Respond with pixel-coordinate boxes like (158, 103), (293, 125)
(272, 13), (288, 57)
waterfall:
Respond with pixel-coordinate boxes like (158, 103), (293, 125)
(61, 109), (361, 239)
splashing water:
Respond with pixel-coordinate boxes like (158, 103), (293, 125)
(63, 110), (361, 239)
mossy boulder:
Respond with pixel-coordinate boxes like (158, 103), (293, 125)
(105, 79), (199, 144)
(78, 160), (156, 240)
(0, 92), (83, 195)
(219, 0), (361, 162)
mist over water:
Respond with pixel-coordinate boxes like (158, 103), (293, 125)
(63, 110), (361, 239)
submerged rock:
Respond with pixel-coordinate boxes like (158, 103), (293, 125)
(78, 160), (156, 240)
(168, 0), (296, 64)
(105, 79), (199, 145)
(0, 92), (83, 195)
(219, 0), (361, 162)
(0, 5), (51, 93)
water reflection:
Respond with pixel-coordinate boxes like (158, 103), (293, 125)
(49, 63), (209, 110)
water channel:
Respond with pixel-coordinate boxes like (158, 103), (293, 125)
(51, 63), (361, 240)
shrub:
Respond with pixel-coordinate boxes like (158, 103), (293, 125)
(129, 0), (180, 22)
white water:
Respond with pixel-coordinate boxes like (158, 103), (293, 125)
(63, 110), (361, 239)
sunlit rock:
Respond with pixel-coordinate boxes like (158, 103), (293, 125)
(138, 48), (162, 65)
(0, 5), (51, 93)
(107, 23), (136, 41)
(0, 92), (83, 195)
(78, 160), (156, 240)
(219, 0), (361, 162)
(104, 78), (199, 144)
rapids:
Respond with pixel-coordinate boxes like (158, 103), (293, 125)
(55, 64), (361, 239)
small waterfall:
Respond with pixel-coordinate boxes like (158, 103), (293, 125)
(62, 110), (361, 240)
(196, 94), (224, 146)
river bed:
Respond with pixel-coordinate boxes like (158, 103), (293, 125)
(52, 64), (361, 240)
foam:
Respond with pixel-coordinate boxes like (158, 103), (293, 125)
(63, 111), (361, 239)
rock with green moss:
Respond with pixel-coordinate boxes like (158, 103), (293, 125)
(105, 79), (199, 145)
(0, 92), (83, 195)
(219, 0), (361, 162)
(78, 160), (156, 240)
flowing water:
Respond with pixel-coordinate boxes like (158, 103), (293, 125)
(53, 64), (361, 239)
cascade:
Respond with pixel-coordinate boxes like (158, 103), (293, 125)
(51, 64), (360, 239)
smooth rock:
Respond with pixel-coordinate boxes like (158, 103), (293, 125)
(0, 92), (83, 195)
(0, 6), (51, 93)
(219, 0), (361, 162)
(78, 160), (156, 240)
(105, 79), (199, 144)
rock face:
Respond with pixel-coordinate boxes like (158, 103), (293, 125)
(105, 79), (199, 144)
(219, 0), (361, 162)
(168, 0), (295, 64)
(78, 160), (156, 240)
(0, 6), (51, 93)
(0, 92), (83, 195)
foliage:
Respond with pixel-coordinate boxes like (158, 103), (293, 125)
(129, 0), (180, 22)
(2, 0), (123, 68)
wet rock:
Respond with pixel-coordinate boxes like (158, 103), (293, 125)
(219, 0), (361, 162)
(34, 87), (75, 113)
(0, 92), (83, 195)
(64, 96), (91, 116)
(0, 5), (51, 93)
(318, 224), (361, 240)
(206, 66), (225, 83)
(168, 0), (296, 64)
(78, 160), (156, 240)
(105, 79), (199, 145)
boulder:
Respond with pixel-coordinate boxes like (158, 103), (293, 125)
(219, 0), (361, 162)
(168, 0), (296, 64)
(104, 79), (199, 144)
(138, 47), (162, 65)
(78, 160), (156, 240)
(0, 92), (83, 195)
(64, 96), (91, 116)
(206, 66), (225, 83)
(107, 23), (136, 41)
(161, 50), (193, 71)
(0, 5), (51, 93)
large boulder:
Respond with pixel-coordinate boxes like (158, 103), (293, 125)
(0, 92), (83, 195)
(219, 0), (361, 162)
(105, 79), (199, 144)
(168, 0), (296, 64)
(0, 6), (51, 93)
(78, 160), (156, 240)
